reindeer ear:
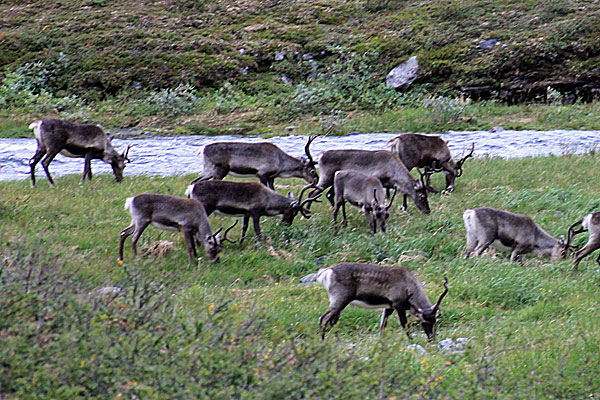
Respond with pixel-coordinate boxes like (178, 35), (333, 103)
(558, 234), (565, 245)
(414, 180), (424, 191)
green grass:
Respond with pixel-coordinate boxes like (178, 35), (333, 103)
(2, 154), (600, 398)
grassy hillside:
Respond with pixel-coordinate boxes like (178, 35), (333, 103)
(1, 154), (600, 398)
(1, 0), (600, 136)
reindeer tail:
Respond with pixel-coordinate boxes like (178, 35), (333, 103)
(124, 197), (134, 211)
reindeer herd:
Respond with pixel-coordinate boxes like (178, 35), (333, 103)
(26, 118), (600, 341)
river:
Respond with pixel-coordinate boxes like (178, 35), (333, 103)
(1, 129), (599, 182)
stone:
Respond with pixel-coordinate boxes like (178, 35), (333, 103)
(479, 39), (500, 50)
(406, 343), (427, 356)
(438, 337), (469, 354)
(386, 56), (419, 90)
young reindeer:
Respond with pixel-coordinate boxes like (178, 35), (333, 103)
(566, 212), (600, 269)
(302, 263), (448, 341)
(463, 207), (568, 262)
(118, 194), (235, 265)
(332, 170), (396, 236)
(185, 180), (321, 242)
(388, 133), (474, 193)
(29, 119), (131, 187)
(190, 136), (319, 190)
(306, 149), (430, 214)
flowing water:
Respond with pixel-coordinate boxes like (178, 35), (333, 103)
(1, 129), (599, 182)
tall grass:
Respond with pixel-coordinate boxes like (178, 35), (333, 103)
(1, 153), (600, 398)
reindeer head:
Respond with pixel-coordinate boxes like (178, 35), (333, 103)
(106, 140), (132, 183)
(200, 221), (237, 263)
(283, 185), (321, 225)
(414, 277), (448, 341)
(413, 170), (431, 214)
(551, 234), (571, 261)
(372, 189), (396, 233)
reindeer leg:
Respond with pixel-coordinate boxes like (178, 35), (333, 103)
(29, 148), (46, 188)
(326, 187), (335, 207)
(396, 308), (411, 340)
(40, 148), (61, 187)
(401, 194), (408, 212)
(510, 244), (528, 263)
(130, 220), (151, 257)
(341, 202), (348, 227)
(183, 229), (198, 265)
(364, 207), (375, 236)
(473, 238), (494, 257)
(574, 240), (600, 270)
(464, 232), (478, 258)
(318, 298), (351, 340)
(240, 215), (250, 243)
(332, 201), (342, 234)
(257, 173), (272, 189)
(251, 212), (262, 241)
(118, 225), (135, 261)
(81, 153), (94, 184)
(379, 308), (394, 336)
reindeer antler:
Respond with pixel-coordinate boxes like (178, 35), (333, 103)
(455, 143), (474, 177)
(566, 218), (586, 253)
(431, 277), (449, 315)
(305, 135), (320, 166)
(221, 220), (239, 243)
(123, 144), (135, 163)
(385, 189), (397, 210)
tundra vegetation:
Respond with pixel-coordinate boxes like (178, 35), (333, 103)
(1, 0), (600, 137)
(1, 153), (600, 398)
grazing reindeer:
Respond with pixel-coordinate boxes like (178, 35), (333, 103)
(388, 133), (474, 193)
(307, 149), (430, 214)
(302, 263), (448, 340)
(118, 194), (235, 265)
(566, 212), (600, 269)
(332, 170), (396, 236)
(185, 180), (321, 242)
(191, 136), (319, 190)
(463, 207), (567, 262)
(29, 119), (131, 187)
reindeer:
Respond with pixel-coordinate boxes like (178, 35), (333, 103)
(388, 133), (474, 193)
(28, 119), (131, 187)
(190, 136), (319, 190)
(307, 149), (430, 214)
(302, 262), (448, 341)
(463, 207), (568, 262)
(566, 212), (600, 269)
(118, 193), (235, 265)
(185, 180), (321, 242)
(332, 170), (396, 236)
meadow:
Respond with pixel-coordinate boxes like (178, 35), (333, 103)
(1, 151), (599, 399)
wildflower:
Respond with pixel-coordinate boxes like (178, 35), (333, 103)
(117, 260), (123, 265)
(209, 303), (215, 312)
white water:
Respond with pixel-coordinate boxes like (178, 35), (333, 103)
(1, 130), (599, 182)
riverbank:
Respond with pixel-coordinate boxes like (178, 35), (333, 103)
(2, 99), (600, 139)
(1, 154), (599, 398)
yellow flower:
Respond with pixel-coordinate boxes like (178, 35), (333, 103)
(209, 303), (215, 312)
(117, 260), (123, 265)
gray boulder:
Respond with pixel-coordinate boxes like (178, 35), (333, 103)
(386, 56), (419, 90)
